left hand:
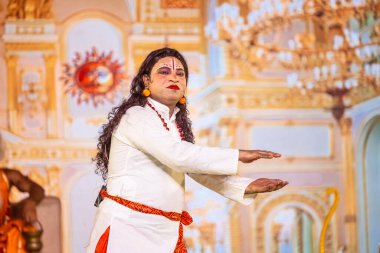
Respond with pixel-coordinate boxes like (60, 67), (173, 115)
(245, 178), (288, 194)
(20, 198), (38, 224)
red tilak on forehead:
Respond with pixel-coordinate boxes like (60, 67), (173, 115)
(155, 58), (182, 70)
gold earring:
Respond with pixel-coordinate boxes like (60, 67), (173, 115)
(179, 96), (186, 104)
(142, 87), (151, 97)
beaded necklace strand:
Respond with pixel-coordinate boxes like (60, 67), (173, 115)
(146, 101), (185, 141)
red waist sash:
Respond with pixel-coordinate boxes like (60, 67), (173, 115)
(95, 189), (193, 253)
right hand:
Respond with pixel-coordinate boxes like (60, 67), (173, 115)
(238, 150), (281, 163)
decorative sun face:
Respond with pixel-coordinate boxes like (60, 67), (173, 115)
(61, 47), (125, 106)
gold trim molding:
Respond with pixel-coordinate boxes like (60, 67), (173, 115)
(6, 144), (96, 161)
(194, 84), (380, 112)
(193, 85), (333, 111)
(161, 0), (200, 8)
(5, 42), (56, 51)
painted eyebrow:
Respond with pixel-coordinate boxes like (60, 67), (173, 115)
(156, 66), (184, 71)
(156, 66), (171, 71)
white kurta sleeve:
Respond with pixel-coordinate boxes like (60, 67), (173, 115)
(187, 174), (256, 205)
(116, 106), (239, 175)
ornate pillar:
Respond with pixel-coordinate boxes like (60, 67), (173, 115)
(340, 118), (358, 253)
(295, 209), (303, 253)
(229, 204), (242, 253)
(221, 44), (233, 79)
(5, 54), (19, 133)
(218, 117), (239, 148)
(43, 53), (58, 138)
(199, 222), (216, 253)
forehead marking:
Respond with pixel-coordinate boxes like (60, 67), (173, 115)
(155, 58), (183, 71)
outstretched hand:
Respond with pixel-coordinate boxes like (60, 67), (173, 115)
(245, 178), (288, 194)
(238, 150), (281, 163)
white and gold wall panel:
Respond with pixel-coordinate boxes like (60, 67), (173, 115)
(248, 124), (332, 158)
(60, 13), (128, 140)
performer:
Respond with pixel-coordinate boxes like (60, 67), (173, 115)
(0, 168), (45, 253)
(87, 48), (288, 253)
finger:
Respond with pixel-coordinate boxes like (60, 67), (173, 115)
(273, 184), (285, 191)
(268, 152), (281, 158)
(249, 179), (287, 193)
(257, 152), (274, 159)
(267, 184), (279, 192)
(273, 179), (287, 186)
(269, 185), (282, 192)
(275, 181), (288, 190)
(257, 150), (272, 155)
(267, 180), (287, 191)
(258, 150), (281, 158)
(272, 179), (286, 183)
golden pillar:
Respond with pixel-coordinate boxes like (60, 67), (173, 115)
(222, 44), (233, 78)
(219, 117), (239, 147)
(229, 204), (242, 253)
(5, 54), (19, 133)
(43, 53), (58, 138)
(296, 209), (303, 253)
(340, 118), (358, 253)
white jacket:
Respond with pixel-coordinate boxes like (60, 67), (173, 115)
(86, 98), (255, 253)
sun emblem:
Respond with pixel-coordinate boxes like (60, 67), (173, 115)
(61, 47), (125, 106)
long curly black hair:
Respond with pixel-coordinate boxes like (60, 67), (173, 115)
(94, 48), (195, 180)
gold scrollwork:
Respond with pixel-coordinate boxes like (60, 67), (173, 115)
(161, 0), (200, 8)
(6, 0), (54, 20)
(319, 188), (339, 253)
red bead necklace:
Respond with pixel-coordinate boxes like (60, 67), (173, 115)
(146, 101), (185, 141)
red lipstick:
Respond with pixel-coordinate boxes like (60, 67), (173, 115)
(167, 85), (179, 90)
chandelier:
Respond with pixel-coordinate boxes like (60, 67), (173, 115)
(208, 0), (380, 121)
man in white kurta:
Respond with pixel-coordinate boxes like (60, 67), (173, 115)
(86, 98), (256, 253)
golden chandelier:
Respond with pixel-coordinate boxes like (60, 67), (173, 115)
(209, 0), (380, 121)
